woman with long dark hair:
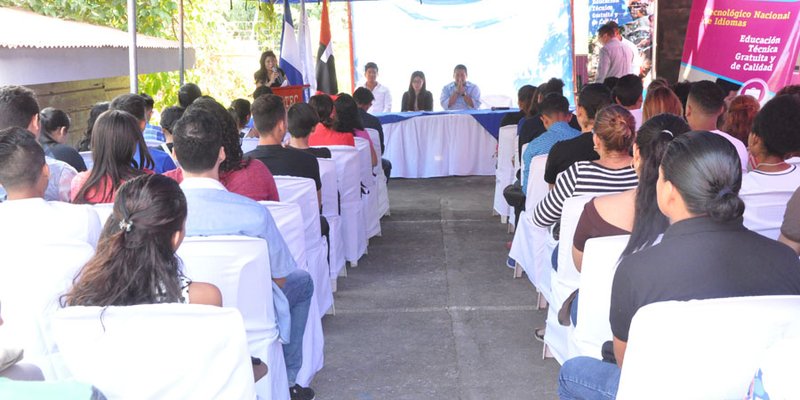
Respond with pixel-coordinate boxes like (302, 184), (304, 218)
(76, 102), (109, 152)
(401, 71), (433, 111)
(310, 94), (378, 166)
(254, 50), (287, 88)
(70, 110), (153, 204)
(38, 107), (86, 172)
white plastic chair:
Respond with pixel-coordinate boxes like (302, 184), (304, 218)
(543, 195), (596, 364)
(259, 201), (325, 386)
(241, 137), (259, 154)
(52, 304), (257, 400)
(79, 151), (93, 170)
(0, 241), (94, 380)
(493, 125), (517, 223)
(323, 145), (367, 266)
(355, 137), (380, 240)
(741, 189), (795, 240)
(176, 235), (287, 400)
(571, 234), (629, 359)
(273, 176), (333, 315)
(92, 203), (114, 225)
(366, 128), (390, 218)
(617, 296), (800, 400)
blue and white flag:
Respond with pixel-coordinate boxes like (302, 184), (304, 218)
(298, 0), (316, 94)
(279, 0), (303, 86)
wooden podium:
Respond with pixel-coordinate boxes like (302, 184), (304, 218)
(272, 85), (309, 108)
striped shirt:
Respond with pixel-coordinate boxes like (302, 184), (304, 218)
(533, 161), (638, 227)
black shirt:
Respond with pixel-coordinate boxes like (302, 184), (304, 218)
(544, 132), (599, 184)
(401, 90), (434, 112)
(47, 143), (87, 172)
(245, 145), (321, 190)
(358, 109), (385, 154)
(291, 146), (331, 159)
(610, 216), (800, 342)
(500, 111), (525, 128)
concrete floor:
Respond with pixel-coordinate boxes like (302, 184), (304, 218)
(313, 176), (561, 400)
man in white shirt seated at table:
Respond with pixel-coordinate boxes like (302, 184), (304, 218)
(440, 64), (481, 110)
(361, 62), (392, 113)
(0, 85), (76, 202)
(0, 127), (101, 248)
(172, 108), (316, 400)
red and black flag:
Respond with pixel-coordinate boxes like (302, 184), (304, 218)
(315, 0), (338, 94)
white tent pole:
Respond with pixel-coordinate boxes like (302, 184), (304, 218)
(127, 0), (138, 93)
(179, 0), (185, 85)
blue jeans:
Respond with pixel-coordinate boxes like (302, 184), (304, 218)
(280, 269), (314, 386)
(558, 356), (620, 400)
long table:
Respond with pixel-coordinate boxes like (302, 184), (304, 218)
(377, 109), (516, 179)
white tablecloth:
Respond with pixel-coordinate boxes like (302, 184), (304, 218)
(383, 113), (498, 178)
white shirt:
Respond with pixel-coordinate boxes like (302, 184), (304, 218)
(180, 177), (227, 191)
(712, 130), (749, 174)
(596, 37), (635, 82)
(740, 165), (800, 195)
(0, 197), (101, 248)
(621, 37), (641, 74)
(628, 108), (643, 131)
(45, 156), (77, 202)
(365, 82), (392, 113)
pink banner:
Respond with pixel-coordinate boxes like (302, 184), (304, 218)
(680, 0), (800, 102)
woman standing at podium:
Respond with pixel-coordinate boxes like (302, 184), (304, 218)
(254, 50), (288, 88)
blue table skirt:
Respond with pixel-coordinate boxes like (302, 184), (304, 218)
(375, 109), (518, 140)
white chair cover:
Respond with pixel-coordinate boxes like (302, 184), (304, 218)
(366, 128), (390, 218)
(52, 304), (257, 400)
(741, 189), (795, 240)
(0, 241), (94, 380)
(355, 137), (380, 239)
(570, 235), (629, 359)
(493, 125), (517, 221)
(176, 235), (287, 400)
(323, 145), (367, 265)
(92, 203), (114, 226)
(617, 296), (800, 400)
(273, 176), (333, 315)
(317, 158), (338, 219)
(543, 195), (596, 364)
(79, 151), (93, 170)
(259, 201), (325, 386)
(241, 137), (259, 154)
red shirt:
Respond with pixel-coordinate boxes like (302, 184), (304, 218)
(309, 123), (355, 146)
(162, 159), (279, 202)
(70, 170), (153, 204)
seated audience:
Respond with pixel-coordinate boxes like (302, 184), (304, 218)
(229, 98), (252, 137)
(76, 102), (109, 152)
(501, 85), (536, 127)
(776, 84), (800, 96)
(0, 127), (101, 247)
(353, 87), (392, 178)
(70, 110), (152, 204)
(38, 107), (86, 172)
(141, 93), (165, 142)
(109, 94), (176, 174)
(740, 95), (800, 194)
(178, 83), (202, 108)
(518, 78), (581, 162)
(401, 71), (434, 112)
(245, 94), (322, 203)
(171, 109), (314, 399)
(163, 98), (279, 202)
(602, 76), (619, 92)
(311, 94), (378, 167)
(641, 86), (682, 122)
(308, 94), (354, 146)
(612, 74), (644, 129)
(440, 64), (481, 110)
(779, 186), (800, 255)
(544, 83), (612, 186)
(361, 62), (392, 113)
(645, 77), (669, 92)
(558, 131), (800, 400)
(521, 93), (581, 194)
(721, 95), (760, 146)
(533, 105), (638, 229)
(158, 106), (185, 153)
(286, 103), (331, 158)
(671, 80), (693, 110)
(686, 80), (748, 173)
(0, 85), (77, 202)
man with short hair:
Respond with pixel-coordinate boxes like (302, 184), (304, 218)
(172, 109), (316, 400)
(0, 85), (76, 202)
(177, 83), (202, 108)
(612, 74), (644, 129)
(521, 93), (582, 194)
(109, 93), (177, 174)
(361, 62), (392, 113)
(545, 83), (613, 186)
(286, 102), (330, 158)
(158, 106), (185, 153)
(441, 64), (481, 110)
(595, 22), (634, 82)
(686, 80), (748, 173)
(0, 127), (101, 247)
(245, 94), (322, 203)
(353, 87), (392, 179)
(140, 93), (165, 142)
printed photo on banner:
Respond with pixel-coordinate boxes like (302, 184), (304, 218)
(587, 0), (655, 82)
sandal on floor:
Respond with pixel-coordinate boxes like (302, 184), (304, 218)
(534, 327), (546, 343)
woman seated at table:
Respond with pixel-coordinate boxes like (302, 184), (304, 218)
(38, 107), (86, 172)
(310, 94), (378, 167)
(254, 50), (287, 88)
(71, 110), (154, 204)
(163, 98), (279, 202)
(401, 71), (433, 112)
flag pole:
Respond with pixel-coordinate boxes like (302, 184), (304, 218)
(347, 0), (355, 94)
